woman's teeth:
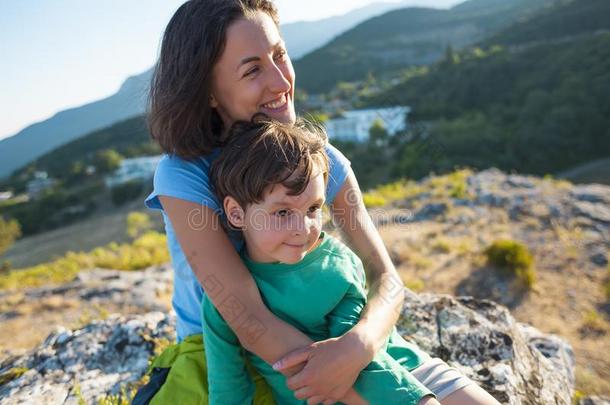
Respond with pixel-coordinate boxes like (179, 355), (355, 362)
(263, 94), (287, 109)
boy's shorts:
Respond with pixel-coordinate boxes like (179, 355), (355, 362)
(131, 334), (276, 405)
(411, 357), (475, 400)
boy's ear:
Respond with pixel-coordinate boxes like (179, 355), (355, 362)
(224, 196), (245, 229)
(209, 94), (219, 108)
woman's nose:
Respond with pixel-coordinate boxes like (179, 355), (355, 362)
(267, 63), (291, 94)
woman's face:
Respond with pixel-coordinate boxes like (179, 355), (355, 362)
(210, 12), (296, 128)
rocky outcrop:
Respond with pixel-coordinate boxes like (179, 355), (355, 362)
(0, 312), (174, 405)
(0, 289), (574, 404)
(398, 290), (574, 405)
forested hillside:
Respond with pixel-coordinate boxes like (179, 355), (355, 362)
(294, 0), (554, 93)
(359, 0), (610, 180)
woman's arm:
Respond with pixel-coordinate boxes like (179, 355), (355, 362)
(331, 170), (405, 357)
(160, 196), (314, 363)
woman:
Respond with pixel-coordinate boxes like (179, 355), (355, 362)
(136, 1), (499, 404)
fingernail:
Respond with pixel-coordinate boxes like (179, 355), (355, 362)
(272, 361), (281, 370)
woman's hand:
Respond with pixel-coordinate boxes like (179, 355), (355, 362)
(273, 331), (375, 403)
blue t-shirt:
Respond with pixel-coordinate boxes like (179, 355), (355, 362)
(144, 143), (352, 341)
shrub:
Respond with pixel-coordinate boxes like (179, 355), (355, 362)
(484, 239), (536, 289)
(126, 212), (153, 239)
(111, 181), (144, 206)
(0, 216), (21, 255)
(363, 193), (387, 208)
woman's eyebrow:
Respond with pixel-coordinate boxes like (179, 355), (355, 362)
(236, 56), (260, 72)
(236, 41), (286, 71)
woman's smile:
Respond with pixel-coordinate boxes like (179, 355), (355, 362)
(261, 92), (289, 112)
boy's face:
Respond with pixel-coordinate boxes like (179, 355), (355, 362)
(226, 172), (326, 264)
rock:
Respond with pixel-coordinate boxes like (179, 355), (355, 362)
(22, 265), (172, 311)
(580, 396), (610, 405)
(571, 185), (610, 204)
(0, 290), (575, 404)
(505, 175), (536, 189)
(397, 291), (574, 405)
(573, 201), (610, 224)
(590, 247), (608, 267)
(414, 203), (448, 221)
(0, 312), (174, 405)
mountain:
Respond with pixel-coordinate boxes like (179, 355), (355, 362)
(0, 70), (152, 179)
(282, 1), (426, 59)
(483, 0), (610, 46)
(294, 0), (555, 93)
(0, 2), (425, 180)
(23, 115), (153, 180)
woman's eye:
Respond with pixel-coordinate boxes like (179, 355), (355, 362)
(275, 50), (287, 61)
(244, 67), (259, 77)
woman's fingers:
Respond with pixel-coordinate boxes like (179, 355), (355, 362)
(273, 346), (311, 371)
(307, 396), (326, 405)
(286, 368), (310, 391)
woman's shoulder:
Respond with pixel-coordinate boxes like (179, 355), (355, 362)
(156, 149), (221, 176)
(145, 150), (223, 212)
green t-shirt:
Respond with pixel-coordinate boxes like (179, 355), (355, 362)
(201, 232), (432, 404)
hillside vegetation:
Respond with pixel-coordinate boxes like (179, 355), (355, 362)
(361, 0), (610, 180)
(294, 0), (554, 93)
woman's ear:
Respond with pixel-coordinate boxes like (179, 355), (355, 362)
(209, 94), (219, 108)
(224, 196), (245, 229)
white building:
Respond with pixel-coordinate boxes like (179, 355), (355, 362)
(0, 191), (13, 201)
(105, 155), (162, 188)
(324, 106), (410, 142)
(26, 171), (56, 199)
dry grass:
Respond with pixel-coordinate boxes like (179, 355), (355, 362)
(2, 198), (164, 269)
(377, 201), (610, 397)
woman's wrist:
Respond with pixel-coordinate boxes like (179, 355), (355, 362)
(343, 321), (379, 367)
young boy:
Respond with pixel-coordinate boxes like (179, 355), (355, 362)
(202, 119), (437, 405)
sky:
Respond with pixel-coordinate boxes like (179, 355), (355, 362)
(0, 0), (463, 141)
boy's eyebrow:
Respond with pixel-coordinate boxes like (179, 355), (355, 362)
(269, 197), (325, 208)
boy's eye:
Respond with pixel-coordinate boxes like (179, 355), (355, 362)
(308, 205), (321, 214)
(275, 209), (290, 217)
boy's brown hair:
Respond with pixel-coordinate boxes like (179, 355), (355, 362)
(211, 118), (329, 209)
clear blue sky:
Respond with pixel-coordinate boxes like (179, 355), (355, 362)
(0, 0), (462, 141)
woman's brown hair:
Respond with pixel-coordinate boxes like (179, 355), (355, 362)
(148, 0), (280, 159)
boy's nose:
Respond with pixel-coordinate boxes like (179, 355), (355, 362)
(291, 214), (308, 235)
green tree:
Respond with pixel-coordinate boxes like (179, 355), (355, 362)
(369, 119), (389, 147)
(0, 217), (21, 256)
(94, 149), (123, 174)
(111, 181), (144, 206)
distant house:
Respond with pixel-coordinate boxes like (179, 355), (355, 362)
(324, 107), (410, 142)
(0, 191), (13, 201)
(105, 155), (163, 188)
(26, 171), (56, 199)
